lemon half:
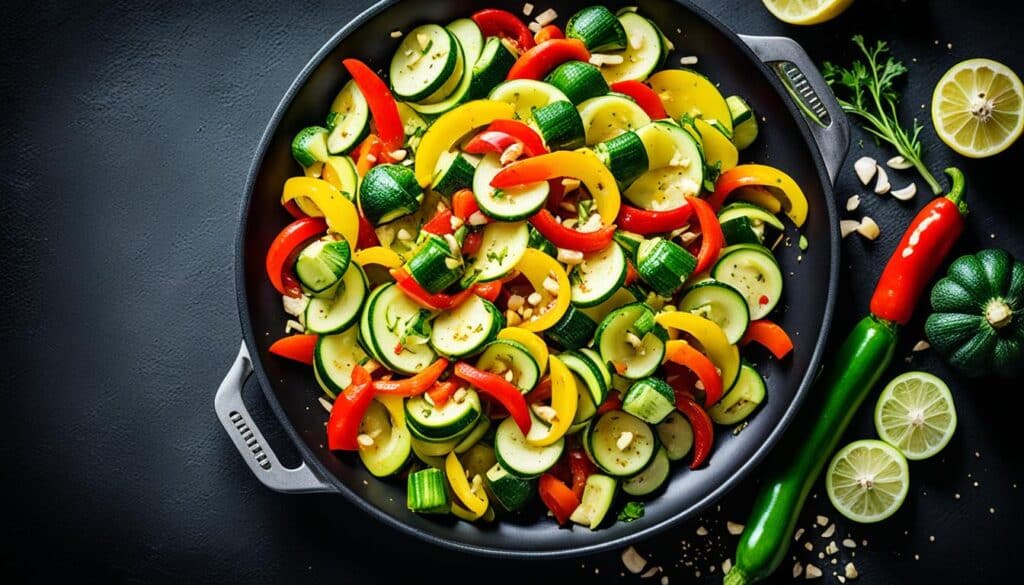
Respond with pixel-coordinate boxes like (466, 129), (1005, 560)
(932, 58), (1024, 158)
(761, 0), (854, 25)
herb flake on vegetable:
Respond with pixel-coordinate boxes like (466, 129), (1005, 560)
(617, 501), (645, 522)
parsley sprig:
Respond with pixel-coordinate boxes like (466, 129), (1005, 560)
(823, 36), (944, 194)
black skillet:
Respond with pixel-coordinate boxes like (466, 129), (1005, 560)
(214, 0), (848, 558)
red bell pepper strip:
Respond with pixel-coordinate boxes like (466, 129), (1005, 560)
(686, 196), (724, 274)
(507, 39), (590, 81)
(666, 340), (723, 407)
(342, 60), (404, 152)
(610, 80), (668, 120)
(675, 393), (714, 470)
(596, 390), (623, 415)
(741, 320), (795, 359)
(454, 362), (532, 436)
(326, 365), (375, 451)
(534, 24), (564, 44)
(466, 120), (548, 158)
(527, 376), (553, 404)
(283, 200), (307, 219)
(616, 202), (693, 235)
(464, 130), (523, 158)
(356, 213), (380, 249)
(451, 188), (480, 221)
(354, 134), (384, 176)
(473, 279), (502, 302)
(472, 9), (535, 52)
(422, 209), (454, 236)
(391, 268), (476, 310)
(266, 217), (328, 296)
(268, 334), (318, 365)
(529, 209), (615, 253)
(624, 261), (639, 287)
(461, 231), (483, 257)
(870, 169), (967, 325)
(538, 473), (580, 525)
(372, 358), (449, 396)
(426, 380), (459, 408)
(568, 447), (597, 500)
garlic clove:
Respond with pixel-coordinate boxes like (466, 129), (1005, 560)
(840, 220), (861, 238)
(854, 157), (878, 185)
(873, 166), (890, 195)
(890, 182), (917, 201)
(886, 155), (914, 170)
(846, 194), (861, 211)
(857, 217), (881, 240)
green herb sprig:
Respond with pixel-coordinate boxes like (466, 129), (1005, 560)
(617, 501), (645, 523)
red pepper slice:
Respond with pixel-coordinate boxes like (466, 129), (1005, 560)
(268, 334), (318, 365)
(666, 341), (723, 407)
(467, 120), (548, 158)
(422, 209), (454, 236)
(326, 366), (375, 451)
(529, 209), (615, 253)
(596, 390), (623, 415)
(687, 196), (724, 274)
(624, 261), (639, 287)
(507, 39), (590, 81)
(538, 473), (580, 525)
(426, 380), (460, 408)
(473, 279), (502, 302)
(675, 393), (714, 469)
(342, 60), (404, 152)
(454, 362), (532, 436)
(266, 217), (328, 296)
(527, 376), (553, 404)
(741, 320), (795, 359)
(372, 358), (449, 396)
(534, 24), (564, 44)
(616, 202), (693, 235)
(452, 188), (481, 222)
(391, 268), (477, 311)
(283, 200), (307, 219)
(461, 231), (483, 257)
(472, 9), (535, 52)
(354, 134), (384, 177)
(464, 130), (522, 158)
(609, 80), (668, 120)
(356, 213), (380, 250)
(568, 447), (597, 500)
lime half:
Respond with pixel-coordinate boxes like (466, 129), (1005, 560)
(826, 440), (909, 523)
(874, 371), (957, 460)
(932, 58), (1024, 158)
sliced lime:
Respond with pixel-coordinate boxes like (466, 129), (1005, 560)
(874, 371), (957, 461)
(826, 439), (909, 523)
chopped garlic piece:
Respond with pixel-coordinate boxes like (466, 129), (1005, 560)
(726, 521), (744, 535)
(532, 404), (557, 423)
(840, 220), (861, 238)
(886, 155), (913, 170)
(416, 33), (430, 51)
(557, 248), (584, 265)
(522, 2), (534, 16)
(844, 562), (858, 579)
(616, 431), (635, 451)
(390, 30), (403, 39)
(822, 523), (836, 538)
(621, 546), (647, 574)
(534, 8), (558, 26)
(846, 194), (861, 211)
(873, 166), (890, 195)
(890, 183), (917, 201)
(356, 434), (375, 447)
(857, 217), (881, 240)
(805, 564), (822, 579)
(679, 55), (699, 65)
(912, 340), (931, 352)
(854, 157), (877, 185)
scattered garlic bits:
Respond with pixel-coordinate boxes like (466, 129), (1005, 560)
(522, 2), (534, 16)
(873, 166), (891, 195)
(840, 220), (861, 239)
(621, 546), (647, 574)
(726, 521), (745, 535)
(890, 183), (917, 201)
(679, 55), (699, 66)
(846, 194), (861, 211)
(805, 564), (823, 578)
(389, 30), (403, 39)
(856, 217), (881, 240)
(854, 157), (878, 185)
(534, 8), (558, 26)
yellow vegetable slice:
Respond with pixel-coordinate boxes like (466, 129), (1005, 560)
(512, 249), (571, 333)
(497, 327), (550, 375)
(414, 100), (515, 187)
(656, 311), (741, 390)
(526, 356), (578, 447)
(281, 177), (359, 246)
(445, 451), (488, 519)
(648, 69), (733, 134)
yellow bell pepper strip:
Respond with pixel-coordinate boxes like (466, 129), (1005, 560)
(497, 327), (549, 375)
(282, 177), (360, 246)
(490, 149), (621, 225)
(414, 100), (515, 188)
(512, 249), (571, 332)
(353, 246), (403, 269)
(708, 164), (808, 227)
(734, 186), (782, 213)
(655, 311), (740, 391)
(648, 69), (734, 134)
(527, 355), (578, 447)
(692, 118), (738, 173)
(445, 451), (488, 519)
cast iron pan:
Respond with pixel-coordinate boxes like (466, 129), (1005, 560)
(215, 0), (849, 558)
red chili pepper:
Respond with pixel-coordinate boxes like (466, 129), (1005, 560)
(422, 209), (454, 236)
(473, 279), (502, 302)
(326, 366), (375, 451)
(666, 341), (723, 407)
(616, 202), (693, 235)
(472, 8), (535, 52)
(870, 169), (967, 325)
(686, 196), (724, 274)
(568, 447), (597, 500)
(527, 376), (553, 404)
(740, 320), (795, 359)
(265, 217), (327, 296)
(507, 39), (590, 81)
(538, 473), (580, 525)
(426, 380), (460, 408)
(356, 213), (380, 249)
(529, 209), (615, 253)
(534, 24), (564, 43)
(391, 268), (477, 311)
(609, 80), (668, 120)
(596, 390), (623, 415)
(675, 393), (714, 470)
(372, 358), (449, 396)
(451, 188), (481, 221)
(454, 362), (531, 436)
(268, 334), (318, 365)
(342, 60), (404, 152)
(461, 231), (483, 257)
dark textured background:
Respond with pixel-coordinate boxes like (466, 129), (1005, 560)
(2, 0), (1022, 583)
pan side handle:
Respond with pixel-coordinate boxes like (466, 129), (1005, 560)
(214, 342), (334, 494)
(740, 34), (850, 186)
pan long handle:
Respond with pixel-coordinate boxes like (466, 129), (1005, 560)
(214, 342), (334, 494)
(740, 34), (850, 186)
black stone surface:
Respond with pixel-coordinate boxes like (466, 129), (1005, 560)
(2, 0), (1022, 583)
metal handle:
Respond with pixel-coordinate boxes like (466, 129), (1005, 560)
(214, 342), (333, 494)
(740, 34), (850, 185)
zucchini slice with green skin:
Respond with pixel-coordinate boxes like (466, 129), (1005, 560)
(406, 388), (482, 442)
(322, 155), (360, 202)
(528, 224), (558, 257)
(397, 103), (428, 152)
(578, 94), (652, 145)
(485, 462), (536, 512)
(359, 164), (424, 226)
(544, 60), (609, 105)
(409, 439), (446, 469)
(432, 150), (479, 197)
(314, 326), (369, 398)
(472, 153), (549, 221)
(358, 399), (412, 477)
(622, 377), (676, 424)
(720, 216), (762, 246)
(295, 237), (351, 294)
(488, 79), (569, 123)
(461, 220), (529, 286)
(407, 33), (475, 115)
(446, 18), (483, 70)
(292, 126), (330, 167)
(717, 202), (784, 244)
(622, 446), (670, 496)
(596, 302), (666, 380)
(407, 467), (450, 513)
(594, 131), (649, 186)
(406, 234), (462, 294)
(712, 245), (784, 320)
(546, 304), (598, 350)
(475, 338), (540, 394)
(570, 473), (619, 529)
(362, 283), (437, 374)
(570, 242), (628, 307)
(494, 413), (565, 478)
(656, 411), (694, 461)
(584, 410), (658, 477)
(636, 237), (697, 297)
(559, 349), (611, 406)
(572, 371), (599, 428)
(726, 95), (759, 150)
(429, 295), (503, 358)
(305, 262), (368, 334)
(453, 415), (491, 454)
(635, 120), (705, 170)
(468, 37), (517, 100)
(530, 100), (586, 151)
(409, 434), (460, 456)
(709, 363), (766, 423)
(579, 286), (643, 324)
(390, 24), (460, 102)
(597, 12), (668, 84)
(579, 347), (612, 389)
(326, 80), (370, 155)
(566, 5), (627, 51)
(613, 230), (644, 261)
(678, 281), (751, 344)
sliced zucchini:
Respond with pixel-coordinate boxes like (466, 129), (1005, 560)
(407, 34), (475, 115)
(544, 60), (609, 105)
(493, 414), (565, 478)
(475, 338), (540, 394)
(678, 281), (750, 344)
(584, 410), (658, 477)
(569, 241), (628, 307)
(406, 234), (462, 294)
(295, 237), (351, 294)
(711, 245), (783, 320)
(472, 153), (549, 221)
(363, 283), (437, 374)
(579, 286), (642, 323)
(566, 5), (627, 51)
(531, 100), (586, 150)
(305, 262), (368, 334)
(579, 94), (652, 144)
(726, 95), (758, 150)
(634, 120), (705, 171)
(597, 12), (668, 84)
(485, 462), (535, 512)
(321, 155), (359, 201)
(580, 347), (612, 389)
(594, 131), (649, 185)
(656, 411), (694, 461)
(709, 363), (766, 424)
(358, 398), (411, 477)
(595, 302), (666, 380)
(461, 220), (529, 286)
(326, 80), (370, 155)
(622, 447), (670, 496)
(397, 103), (428, 152)
(689, 118), (738, 184)
(545, 304), (598, 350)
(636, 237), (697, 297)
(613, 230), (644, 260)
(559, 349), (611, 406)
(488, 79), (569, 123)
(570, 473), (618, 529)
(446, 18), (483, 70)
(430, 294), (502, 358)
(453, 415), (491, 454)
(407, 467), (450, 513)
(468, 37), (517, 100)
(528, 224), (558, 257)
(359, 164), (424, 226)
(291, 126), (330, 167)
(432, 150), (479, 197)
(717, 202), (784, 245)
(406, 388), (482, 442)
(572, 371), (599, 427)
(314, 325), (369, 399)
(622, 377), (676, 424)
(409, 439), (447, 469)
(390, 25), (460, 102)
(410, 434), (460, 457)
